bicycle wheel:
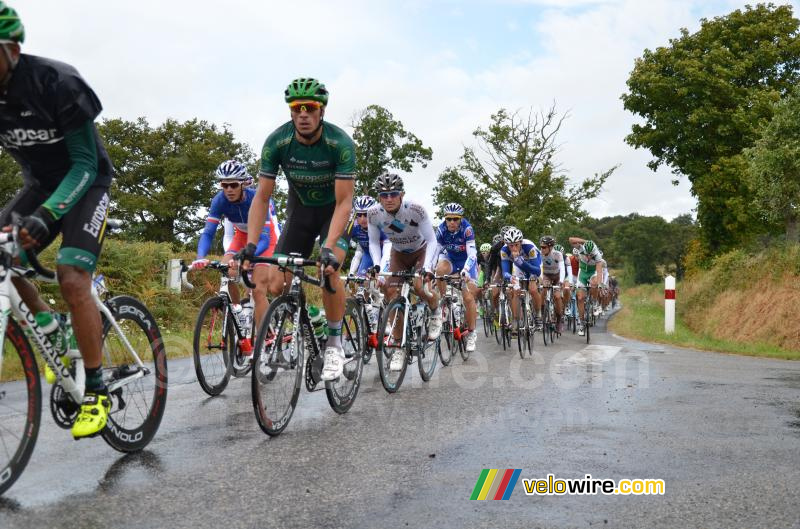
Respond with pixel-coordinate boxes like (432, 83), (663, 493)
(376, 298), (408, 393)
(251, 295), (302, 436)
(517, 299), (526, 359)
(100, 295), (168, 453)
(542, 299), (550, 347)
(437, 304), (454, 367)
(416, 304), (437, 381)
(525, 299), (533, 355)
(499, 299), (509, 351)
(482, 299), (492, 338)
(458, 303), (470, 362)
(0, 318), (42, 497)
(192, 296), (232, 396)
(325, 298), (364, 414)
(361, 304), (374, 365)
(584, 297), (592, 344)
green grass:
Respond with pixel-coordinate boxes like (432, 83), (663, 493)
(609, 284), (800, 361)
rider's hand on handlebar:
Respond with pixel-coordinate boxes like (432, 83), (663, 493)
(191, 258), (209, 270)
(319, 247), (340, 277)
(367, 264), (381, 278)
(236, 243), (257, 270)
(17, 208), (55, 250)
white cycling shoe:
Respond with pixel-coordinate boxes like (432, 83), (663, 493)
(321, 346), (345, 381)
(389, 350), (405, 371)
(427, 313), (443, 340)
(465, 331), (477, 352)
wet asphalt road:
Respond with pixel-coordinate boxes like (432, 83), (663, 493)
(1, 311), (799, 529)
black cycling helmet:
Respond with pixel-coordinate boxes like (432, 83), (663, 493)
(374, 172), (404, 193)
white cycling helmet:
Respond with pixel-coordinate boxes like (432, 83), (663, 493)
(354, 195), (377, 212)
(215, 160), (250, 182)
(503, 227), (523, 244)
(443, 203), (464, 217)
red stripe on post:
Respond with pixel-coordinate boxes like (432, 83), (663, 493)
(665, 289), (675, 300)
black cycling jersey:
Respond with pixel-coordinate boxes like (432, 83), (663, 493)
(0, 54), (113, 215)
(487, 240), (504, 278)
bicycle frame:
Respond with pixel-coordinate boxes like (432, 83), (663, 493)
(0, 239), (148, 404)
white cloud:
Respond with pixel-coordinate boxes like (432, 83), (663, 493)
(16, 0), (799, 227)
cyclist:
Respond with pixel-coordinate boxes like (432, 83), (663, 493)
(244, 78), (355, 382)
(347, 195), (390, 278)
(568, 237), (607, 336)
(539, 236), (568, 332)
(609, 275), (620, 308)
(554, 243), (575, 324)
(192, 160), (278, 349)
(476, 242), (492, 316)
(500, 227), (543, 333)
(367, 172), (441, 371)
(0, 4), (113, 438)
(434, 203), (479, 353)
(488, 228), (510, 322)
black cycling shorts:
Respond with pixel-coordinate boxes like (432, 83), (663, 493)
(274, 189), (350, 259)
(0, 184), (110, 272)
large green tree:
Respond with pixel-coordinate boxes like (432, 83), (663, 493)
(99, 117), (254, 244)
(432, 167), (503, 244)
(351, 105), (432, 195)
(434, 106), (613, 239)
(622, 3), (800, 252)
(744, 84), (800, 243)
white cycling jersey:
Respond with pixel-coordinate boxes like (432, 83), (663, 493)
(367, 198), (438, 271)
(541, 249), (565, 283)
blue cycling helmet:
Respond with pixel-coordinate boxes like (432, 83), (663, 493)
(354, 195), (377, 212)
(443, 203), (464, 217)
(215, 160), (250, 182)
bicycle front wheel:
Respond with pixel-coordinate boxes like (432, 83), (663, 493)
(101, 295), (168, 453)
(325, 298), (364, 414)
(437, 305), (454, 367)
(192, 296), (233, 396)
(376, 298), (408, 393)
(416, 304), (437, 381)
(251, 295), (303, 436)
(0, 318), (41, 497)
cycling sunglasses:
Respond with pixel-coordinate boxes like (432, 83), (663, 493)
(378, 191), (401, 199)
(220, 182), (241, 189)
(355, 212), (368, 218)
(445, 217), (461, 222)
(289, 100), (323, 113)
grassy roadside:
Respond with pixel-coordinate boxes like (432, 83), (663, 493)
(608, 284), (800, 361)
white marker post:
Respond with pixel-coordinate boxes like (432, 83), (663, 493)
(664, 275), (676, 334)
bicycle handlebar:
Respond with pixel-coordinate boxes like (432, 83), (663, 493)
(239, 254), (336, 294)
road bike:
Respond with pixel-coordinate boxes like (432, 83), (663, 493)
(242, 254), (363, 436)
(182, 260), (253, 396)
(436, 274), (471, 366)
(0, 221), (168, 496)
(375, 271), (437, 393)
(342, 275), (383, 365)
(540, 284), (562, 346)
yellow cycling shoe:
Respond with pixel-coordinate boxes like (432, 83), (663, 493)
(71, 392), (110, 439)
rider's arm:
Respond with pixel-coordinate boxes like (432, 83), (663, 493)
(367, 221), (383, 267)
(247, 177), (274, 246)
(254, 204), (273, 255)
(323, 179), (354, 252)
(197, 195), (224, 258)
(380, 239), (391, 272)
(421, 213), (439, 272)
(500, 249), (512, 278)
(515, 247), (541, 276)
(349, 246), (363, 275)
(558, 254), (566, 284)
(41, 121), (98, 219)
(222, 219), (234, 252)
(464, 239), (477, 271)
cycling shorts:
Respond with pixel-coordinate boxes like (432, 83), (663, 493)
(226, 227), (275, 267)
(438, 254), (478, 282)
(274, 190), (350, 259)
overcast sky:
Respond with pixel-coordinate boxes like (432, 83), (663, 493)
(17, 0), (799, 221)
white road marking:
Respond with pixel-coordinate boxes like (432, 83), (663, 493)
(559, 345), (621, 366)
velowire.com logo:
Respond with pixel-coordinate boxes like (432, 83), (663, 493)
(470, 469), (522, 500)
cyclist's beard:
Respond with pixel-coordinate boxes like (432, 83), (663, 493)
(297, 118), (323, 141)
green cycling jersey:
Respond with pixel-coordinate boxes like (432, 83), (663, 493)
(258, 120), (356, 207)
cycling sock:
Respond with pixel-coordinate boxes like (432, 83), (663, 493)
(326, 320), (342, 349)
(85, 366), (108, 394)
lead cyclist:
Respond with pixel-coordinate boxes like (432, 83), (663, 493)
(242, 77), (355, 382)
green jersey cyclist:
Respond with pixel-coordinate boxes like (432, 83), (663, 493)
(0, 3), (113, 438)
(243, 77), (355, 382)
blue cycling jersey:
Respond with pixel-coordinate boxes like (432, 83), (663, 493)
(500, 239), (541, 277)
(197, 188), (273, 257)
(436, 218), (477, 269)
(349, 221), (386, 252)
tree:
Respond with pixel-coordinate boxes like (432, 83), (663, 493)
(622, 4), (800, 253)
(612, 216), (672, 284)
(437, 106), (613, 239)
(744, 84), (800, 243)
(351, 105), (432, 195)
(99, 117), (255, 244)
(0, 150), (22, 205)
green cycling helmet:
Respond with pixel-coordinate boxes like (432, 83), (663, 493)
(583, 240), (595, 254)
(553, 244), (565, 254)
(0, 2), (24, 43)
(480, 243), (492, 253)
(284, 77), (329, 105)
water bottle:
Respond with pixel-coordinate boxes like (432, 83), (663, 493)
(240, 300), (254, 337)
(453, 303), (462, 325)
(35, 311), (68, 362)
(366, 305), (379, 332)
(308, 305), (327, 342)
